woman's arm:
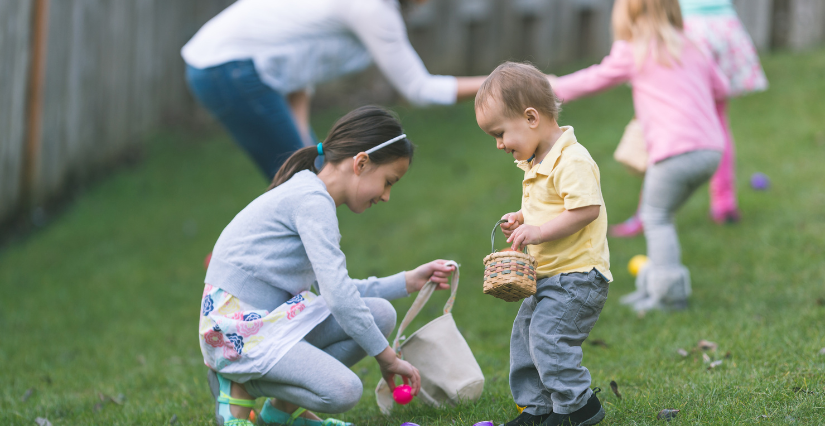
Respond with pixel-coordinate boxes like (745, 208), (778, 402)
(344, 1), (480, 106)
(551, 41), (635, 102)
(456, 76), (489, 101)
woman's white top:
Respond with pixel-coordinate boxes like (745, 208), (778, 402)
(181, 0), (458, 106)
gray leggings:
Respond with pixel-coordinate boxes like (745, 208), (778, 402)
(636, 150), (721, 307)
(641, 150), (721, 267)
(243, 298), (396, 413)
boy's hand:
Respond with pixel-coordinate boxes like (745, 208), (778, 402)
(405, 260), (455, 294)
(507, 224), (543, 251)
(500, 211), (524, 238)
(509, 205), (601, 250)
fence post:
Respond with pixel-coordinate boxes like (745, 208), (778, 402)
(21, 0), (49, 211)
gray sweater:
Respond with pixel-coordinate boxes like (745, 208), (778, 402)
(205, 170), (409, 356)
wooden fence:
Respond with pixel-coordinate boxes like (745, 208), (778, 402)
(0, 0), (233, 226)
(316, 0), (825, 108)
(403, 0), (825, 77)
(2, 0), (824, 227)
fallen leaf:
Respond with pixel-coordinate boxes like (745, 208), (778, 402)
(657, 408), (680, 421)
(676, 348), (689, 357)
(724, 351), (732, 359)
(697, 340), (718, 351)
(21, 388), (33, 402)
(609, 380), (622, 399)
(97, 392), (124, 405)
(94, 402), (103, 413)
(816, 297), (824, 306)
(35, 418), (52, 426)
(169, 414), (178, 424)
(708, 360), (723, 369)
(589, 339), (609, 348)
(702, 353), (711, 363)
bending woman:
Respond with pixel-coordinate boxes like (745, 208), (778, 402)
(183, 0), (486, 179)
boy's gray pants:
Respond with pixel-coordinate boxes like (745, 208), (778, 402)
(510, 269), (609, 415)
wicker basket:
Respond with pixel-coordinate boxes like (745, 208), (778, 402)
(482, 219), (538, 302)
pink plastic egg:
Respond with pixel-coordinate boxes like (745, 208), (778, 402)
(393, 385), (414, 405)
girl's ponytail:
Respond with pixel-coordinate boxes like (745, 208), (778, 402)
(267, 106), (415, 191)
(268, 146), (319, 190)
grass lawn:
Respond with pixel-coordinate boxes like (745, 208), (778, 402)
(2, 48), (824, 425)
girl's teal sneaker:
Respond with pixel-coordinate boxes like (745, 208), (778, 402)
(258, 399), (353, 426)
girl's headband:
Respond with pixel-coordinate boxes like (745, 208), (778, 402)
(353, 134), (407, 159)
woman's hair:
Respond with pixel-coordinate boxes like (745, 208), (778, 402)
(611, 0), (684, 66)
(475, 61), (561, 120)
(268, 106), (415, 190)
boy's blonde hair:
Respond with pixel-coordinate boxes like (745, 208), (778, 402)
(612, 0), (684, 66)
(475, 62), (561, 120)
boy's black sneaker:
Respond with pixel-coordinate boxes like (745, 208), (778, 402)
(503, 411), (552, 426)
(541, 390), (604, 426)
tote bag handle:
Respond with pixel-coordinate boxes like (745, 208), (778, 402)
(392, 260), (459, 352)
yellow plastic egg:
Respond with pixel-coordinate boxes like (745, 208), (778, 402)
(628, 254), (649, 277)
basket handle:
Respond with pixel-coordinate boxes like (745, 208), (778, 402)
(491, 219), (528, 253)
(391, 260), (459, 353)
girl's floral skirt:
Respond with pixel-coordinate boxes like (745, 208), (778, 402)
(199, 284), (331, 383)
(685, 15), (768, 97)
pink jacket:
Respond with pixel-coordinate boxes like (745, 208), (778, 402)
(553, 39), (728, 164)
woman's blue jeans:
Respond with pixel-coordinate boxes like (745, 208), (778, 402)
(186, 60), (314, 180)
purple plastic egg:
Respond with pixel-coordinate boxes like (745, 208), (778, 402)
(472, 422), (496, 426)
(750, 172), (770, 190)
(400, 423), (420, 426)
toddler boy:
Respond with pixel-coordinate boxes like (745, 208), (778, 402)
(475, 62), (612, 426)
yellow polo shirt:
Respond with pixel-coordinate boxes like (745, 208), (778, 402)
(517, 126), (612, 281)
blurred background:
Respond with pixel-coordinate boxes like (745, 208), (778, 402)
(2, 0), (824, 230)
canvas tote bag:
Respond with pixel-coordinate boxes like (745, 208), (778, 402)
(613, 118), (648, 175)
(375, 261), (484, 414)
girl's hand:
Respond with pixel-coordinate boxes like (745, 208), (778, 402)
(376, 347), (421, 395)
(405, 260), (455, 293)
(500, 211), (524, 238)
(547, 74), (559, 85)
(507, 223), (542, 251)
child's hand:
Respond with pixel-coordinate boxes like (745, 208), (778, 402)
(405, 260), (455, 294)
(547, 74), (559, 85)
(507, 223), (542, 251)
(500, 211), (524, 238)
(376, 347), (421, 395)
